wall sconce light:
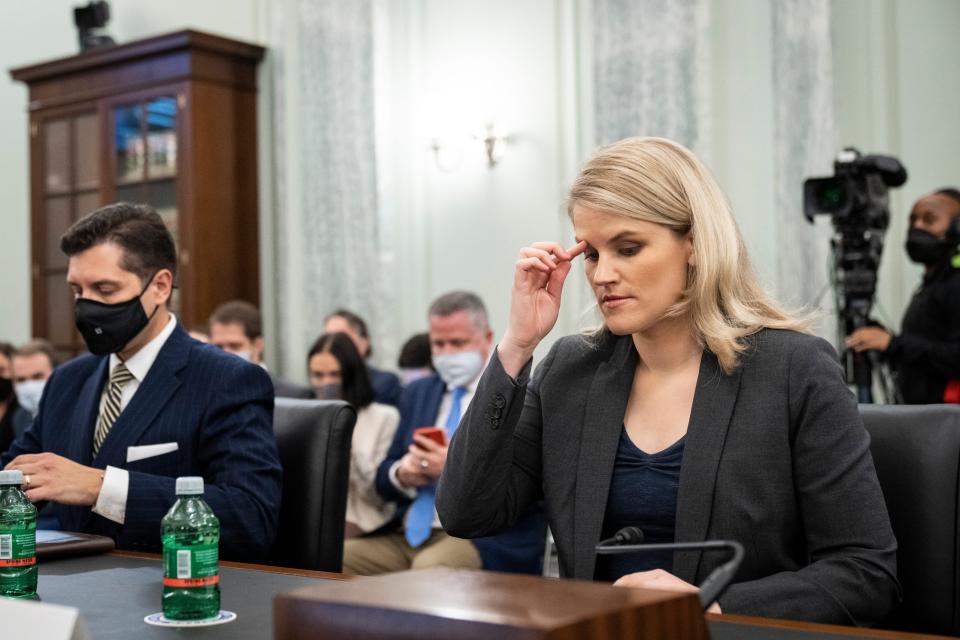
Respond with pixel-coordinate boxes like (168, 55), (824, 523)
(429, 123), (511, 171)
(473, 123), (510, 168)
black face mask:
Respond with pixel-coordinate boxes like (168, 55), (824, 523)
(905, 228), (956, 266)
(0, 377), (13, 401)
(75, 276), (159, 356)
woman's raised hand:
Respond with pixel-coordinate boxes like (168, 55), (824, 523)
(498, 240), (587, 377)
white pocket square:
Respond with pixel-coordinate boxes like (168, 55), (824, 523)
(126, 442), (179, 463)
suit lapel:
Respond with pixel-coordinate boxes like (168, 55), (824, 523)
(59, 358), (109, 533)
(425, 377), (446, 424)
(673, 349), (743, 583)
(92, 327), (191, 468)
(574, 335), (637, 579)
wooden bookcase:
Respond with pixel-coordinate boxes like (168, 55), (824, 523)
(11, 30), (265, 357)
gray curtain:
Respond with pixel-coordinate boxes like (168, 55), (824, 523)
(269, 0), (387, 377)
(771, 0), (836, 325)
(592, 0), (710, 151)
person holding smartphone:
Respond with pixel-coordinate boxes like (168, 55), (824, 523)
(436, 137), (900, 625)
(342, 291), (546, 575)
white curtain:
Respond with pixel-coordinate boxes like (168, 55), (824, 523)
(771, 0), (836, 326)
(268, 0), (387, 377)
(591, 0), (710, 152)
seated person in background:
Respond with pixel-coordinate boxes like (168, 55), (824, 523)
(2, 203), (282, 558)
(324, 309), (402, 408)
(209, 300), (312, 399)
(308, 332), (400, 538)
(437, 137), (899, 625)
(397, 332), (434, 386)
(12, 339), (61, 529)
(12, 339), (58, 418)
(342, 291), (545, 576)
(0, 343), (33, 453)
(846, 188), (960, 404)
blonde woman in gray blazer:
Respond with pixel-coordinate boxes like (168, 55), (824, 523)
(437, 137), (900, 626)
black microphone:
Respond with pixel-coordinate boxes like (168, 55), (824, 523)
(595, 526), (744, 609)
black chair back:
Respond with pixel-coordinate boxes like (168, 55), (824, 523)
(269, 398), (356, 572)
(860, 403), (960, 635)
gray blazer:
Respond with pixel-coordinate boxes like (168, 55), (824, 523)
(437, 329), (900, 625)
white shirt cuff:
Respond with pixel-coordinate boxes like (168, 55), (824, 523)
(91, 465), (128, 524)
(388, 460), (417, 499)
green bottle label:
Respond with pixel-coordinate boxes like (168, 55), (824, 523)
(0, 529), (36, 567)
(163, 543), (218, 587)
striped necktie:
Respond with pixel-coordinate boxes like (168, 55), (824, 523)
(93, 363), (134, 456)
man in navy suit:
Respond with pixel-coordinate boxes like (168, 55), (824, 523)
(2, 203), (282, 560)
(342, 291), (545, 575)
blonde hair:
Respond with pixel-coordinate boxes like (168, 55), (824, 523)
(568, 137), (810, 373)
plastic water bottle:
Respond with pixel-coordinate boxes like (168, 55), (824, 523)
(161, 476), (220, 620)
(0, 470), (37, 597)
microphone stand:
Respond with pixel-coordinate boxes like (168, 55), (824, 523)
(596, 539), (744, 609)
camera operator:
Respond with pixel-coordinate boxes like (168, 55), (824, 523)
(846, 188), (960, 404)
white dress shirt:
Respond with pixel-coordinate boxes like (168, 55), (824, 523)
(389, 375), (479, 530)
(92, 314), (178, 524)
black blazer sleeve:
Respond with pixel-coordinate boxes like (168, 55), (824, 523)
(437, 344), (555, 537)
(887, 277), (960, 379)
(717, 337), (901, 624)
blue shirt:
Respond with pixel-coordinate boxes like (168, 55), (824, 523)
(594, 428), (684, 581)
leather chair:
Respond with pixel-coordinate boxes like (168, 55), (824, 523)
(268, 398), (356, 572)
(860, 403), (960, 635)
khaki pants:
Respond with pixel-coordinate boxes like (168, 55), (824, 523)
(342, 529), (482, 576)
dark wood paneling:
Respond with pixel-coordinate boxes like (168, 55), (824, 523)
(183, 80), (243, 326)
(11, 30), (264, 84)
(235, 87), (261, 307)
(11, 31), (264, 112)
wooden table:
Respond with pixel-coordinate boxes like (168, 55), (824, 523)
(28, 552), (949, 639)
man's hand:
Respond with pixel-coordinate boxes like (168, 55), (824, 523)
(845, 327), (892, 353)
(396, 452), (433, 489)
(614, 569), (722, 614)
(409, 434), (448, 481)
(5, 453), (104, 506)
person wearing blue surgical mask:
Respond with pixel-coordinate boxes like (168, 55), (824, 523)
(342, 291), (547, 577)
(0, 343), (33, 454)
(12, 340), (58, 418)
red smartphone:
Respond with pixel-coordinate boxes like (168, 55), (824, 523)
(413, 426), (447, 448)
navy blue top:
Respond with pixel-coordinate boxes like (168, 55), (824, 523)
(594, 428), (684, 582)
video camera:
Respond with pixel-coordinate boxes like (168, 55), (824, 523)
(803, 148), (907, 402)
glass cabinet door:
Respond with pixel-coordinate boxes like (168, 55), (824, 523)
(112, 95), (181, 314)
(36, 112), (100, 357)
(113, 96), (178, 242)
